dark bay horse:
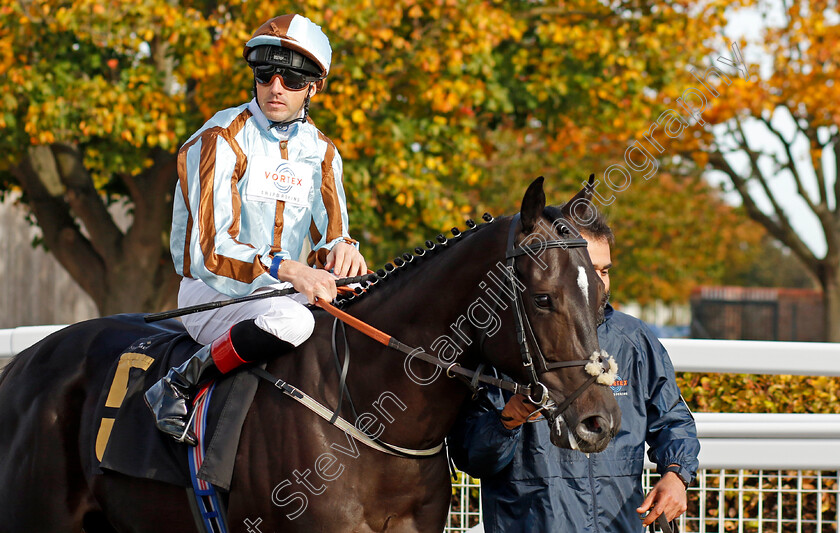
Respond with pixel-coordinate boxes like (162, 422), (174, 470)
(0, 178), (620, 532)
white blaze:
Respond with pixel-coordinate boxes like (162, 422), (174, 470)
(577, 266), (589, 304)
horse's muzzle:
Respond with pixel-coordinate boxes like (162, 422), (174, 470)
(546, 407), (619, 453)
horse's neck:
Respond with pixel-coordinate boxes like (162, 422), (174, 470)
(334, 225), (507, 447)
(356, 222), (507, 330)
(353, 224), (506, 357)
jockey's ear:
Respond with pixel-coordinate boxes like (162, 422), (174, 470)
(520, 176), (546, 234)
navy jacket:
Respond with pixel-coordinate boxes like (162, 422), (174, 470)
(448, 305), (700, 533)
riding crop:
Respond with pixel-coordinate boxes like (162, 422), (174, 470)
(144, 273), (375, 323)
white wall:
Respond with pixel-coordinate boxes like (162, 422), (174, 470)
(0, 195), (97, 328)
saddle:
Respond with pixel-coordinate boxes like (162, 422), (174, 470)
(91, 325), (259, 490)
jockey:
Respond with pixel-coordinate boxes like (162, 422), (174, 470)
(145, 14), (367, 446)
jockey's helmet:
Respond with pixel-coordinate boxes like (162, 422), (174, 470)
(243, 14), (332, 91)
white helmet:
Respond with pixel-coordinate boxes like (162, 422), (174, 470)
(243, 14), (332, 87)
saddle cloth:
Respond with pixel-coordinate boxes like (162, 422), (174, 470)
(91, 322), (260, 491)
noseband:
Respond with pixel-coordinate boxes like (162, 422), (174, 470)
(504, 214), (615, 415)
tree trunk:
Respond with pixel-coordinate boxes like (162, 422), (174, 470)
(819, 258), (840, 343)
(12, 144), (180, 316)
(97, 249), (181, 316)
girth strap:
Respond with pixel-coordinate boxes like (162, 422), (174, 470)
(330, 318), (359, 424)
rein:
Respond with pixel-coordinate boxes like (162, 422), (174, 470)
(314, 300), (534, 396)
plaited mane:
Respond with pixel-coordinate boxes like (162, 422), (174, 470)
(335, 213), (495, 308)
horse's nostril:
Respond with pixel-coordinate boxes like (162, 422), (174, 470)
(579, 415), (608, 436)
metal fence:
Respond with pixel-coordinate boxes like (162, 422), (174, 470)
(446, 470), (840, 533)
(444, 339), (840, 533)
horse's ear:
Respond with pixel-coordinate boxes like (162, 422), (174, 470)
(520, 176), (546, 233)
(560, 174), (594, 220)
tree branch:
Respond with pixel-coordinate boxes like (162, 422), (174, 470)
(834, 133), (840, 219)
(707, 148), (818, 273)
(757, 113), (818, 213)
(515, 7), (614, 20)
(515, 0), (644, 21)
(778, 111), (839, 259)
(731, 117), (796, 233)
(797, 119), (830, 207)
(50, 143), (124, 258)
(13, 149), (107, 305)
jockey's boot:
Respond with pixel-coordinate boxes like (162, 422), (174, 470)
(143, 331), (232, 446)
(144, 320), (295, 446)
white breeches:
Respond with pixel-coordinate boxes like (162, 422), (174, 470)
(178, 277), (315, 346)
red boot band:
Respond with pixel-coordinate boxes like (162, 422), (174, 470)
(210, 330), (247, 374)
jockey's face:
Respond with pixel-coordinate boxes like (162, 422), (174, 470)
(256, 74), (315, 123)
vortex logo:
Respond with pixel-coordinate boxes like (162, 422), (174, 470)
(272, 162), (296, 194)
(610, 374), (628, 394)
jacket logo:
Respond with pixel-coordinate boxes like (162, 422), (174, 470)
(246, 155), (312, 206)
(267, 162), (302, 193)
(611, 374), (629, 396)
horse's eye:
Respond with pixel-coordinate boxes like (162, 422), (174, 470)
(534, 294), (551, 309)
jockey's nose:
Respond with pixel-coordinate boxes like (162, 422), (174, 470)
(267, 75), (285, 93)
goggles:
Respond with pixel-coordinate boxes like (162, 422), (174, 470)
(252, 64), (318, 90)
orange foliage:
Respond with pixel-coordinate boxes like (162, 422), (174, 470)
(0, 0), (770, 306)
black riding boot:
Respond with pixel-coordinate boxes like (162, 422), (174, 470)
(143, 343), (220, 446)
(145, 320), (295, 446)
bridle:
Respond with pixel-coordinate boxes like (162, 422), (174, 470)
(502, 213), (615, 416)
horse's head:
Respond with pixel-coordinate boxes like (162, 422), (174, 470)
(482, 177), (621, 453)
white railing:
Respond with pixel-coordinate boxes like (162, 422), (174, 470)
(0, 324), (65, 362)
(6, 335), (835, 375)
(448, 471), (840, 533)
(661, 338), (840, 377)
(2, 329), (839, 532)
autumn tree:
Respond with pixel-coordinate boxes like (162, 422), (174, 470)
(0, 0), (213, 313)
(664, 0), (840, 341)
(178, 0), (765, 306)
(1, 0), (761, 315)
